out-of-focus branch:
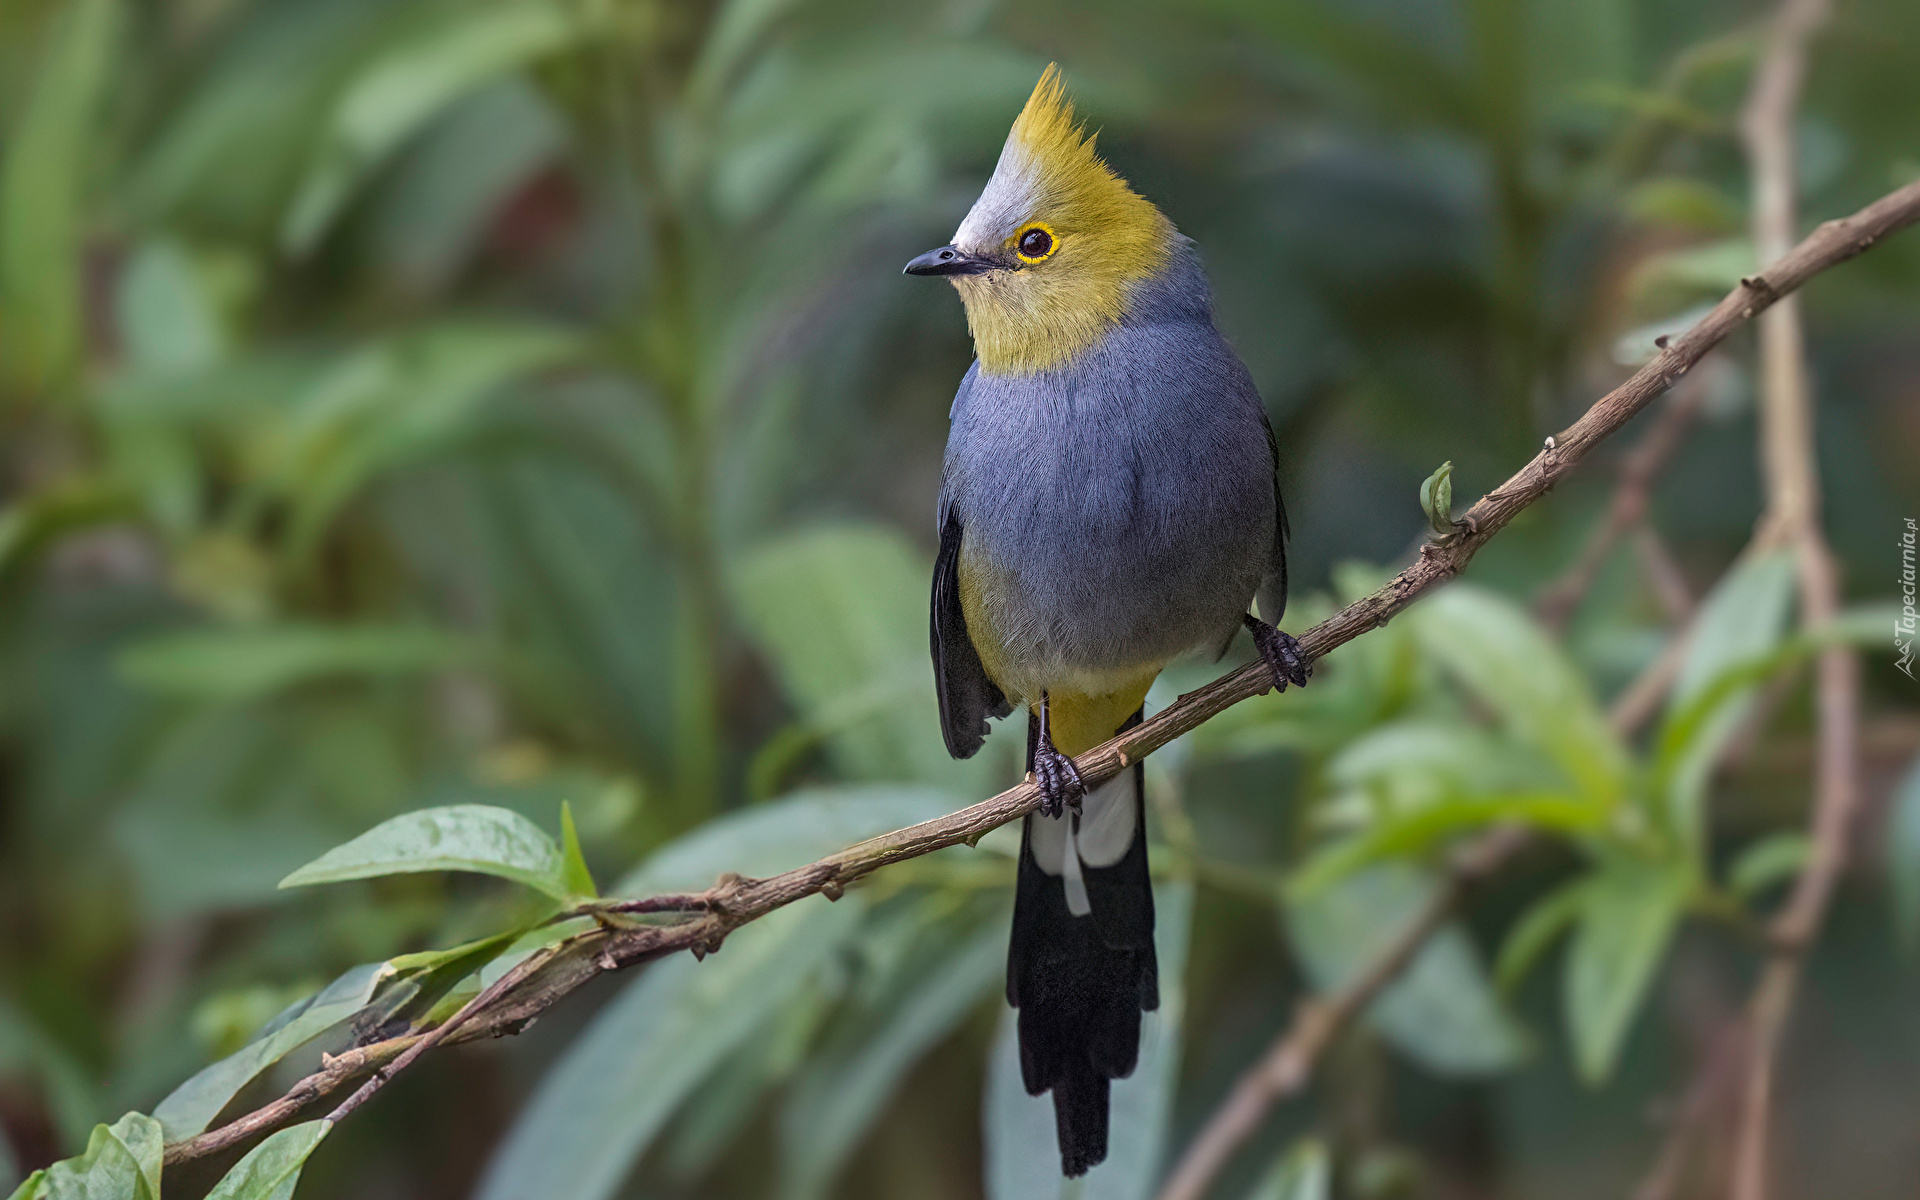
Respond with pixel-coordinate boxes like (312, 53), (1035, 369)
(1631, 1025), (1749, 1200)
(1158, 173), (1920, 1200)
(1634, 526), (1697, 625)
(1729, 1), (1861, 1198)
(160, 174), (1920, 1171)
(1152, 828), (1526, 1200)
(1610, 627), (1695, 735)
(1536, 365), (1713, 632)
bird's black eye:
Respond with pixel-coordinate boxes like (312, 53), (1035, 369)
(1014, 225), (1056, 262)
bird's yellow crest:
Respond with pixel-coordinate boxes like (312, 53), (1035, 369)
(948, 66), (1177, 375)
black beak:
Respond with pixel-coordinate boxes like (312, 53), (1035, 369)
(903, 245), (992, 276)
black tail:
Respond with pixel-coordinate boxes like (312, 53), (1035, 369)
(1007, 709), (1157, 1177)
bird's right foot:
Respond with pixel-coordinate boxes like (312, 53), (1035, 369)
(1245, 613), (1312, 693)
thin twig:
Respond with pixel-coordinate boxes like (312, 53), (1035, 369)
(591, 894), (713, 916)
(1537, 366), (1714, 632)
(325, 946), (561, 1124)
(1633, 525), (1696, 625)
(1610, 624), (1696, 735)
(159, 175), (1920, 1170)
(1729, 1), (1861, 1198)
(1152, 828), (1526, 1200)
(1632, 1024), (1749, 1200)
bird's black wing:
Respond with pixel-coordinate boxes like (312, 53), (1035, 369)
(1255, 412), (1291, 627)
(932, 499), (1010, 759)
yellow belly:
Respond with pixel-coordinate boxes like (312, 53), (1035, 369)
(1042, 677), (1158, 756)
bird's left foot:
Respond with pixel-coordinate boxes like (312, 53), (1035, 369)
(1245, 614), (1311, 692)
(1030, 695), (1087, 819)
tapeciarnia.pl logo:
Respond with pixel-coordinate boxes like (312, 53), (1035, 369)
(1900, 517), (1917, 680)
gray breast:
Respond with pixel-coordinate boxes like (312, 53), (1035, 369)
(942, 311), (1276, 694)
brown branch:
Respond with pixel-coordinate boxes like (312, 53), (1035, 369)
(1729, 1), (1861, 1197)
(324, 945), (561, 1124)
(159, 174), (1920, 1171)
(1536, 364), (1713, 632)
(1152, 828), (1526, 1200)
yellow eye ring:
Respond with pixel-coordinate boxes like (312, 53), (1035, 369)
(1012, 223), (1058, 264)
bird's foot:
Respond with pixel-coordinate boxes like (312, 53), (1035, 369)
(1031, 699), (1087, 820)
(1245, 614), (1312, 693)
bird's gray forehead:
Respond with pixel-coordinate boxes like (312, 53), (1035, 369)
(953, 141), (1041, 251)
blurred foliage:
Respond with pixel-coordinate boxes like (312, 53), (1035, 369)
(2, 0), (1919, 1198)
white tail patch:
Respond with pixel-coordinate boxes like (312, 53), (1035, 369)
(1027, 768), (1138, 917)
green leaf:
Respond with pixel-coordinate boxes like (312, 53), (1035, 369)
(1621, 178), (1743, 235)
(1289, 864), (1527, 1077)
(260, 322), (581, 554)
(114, 239), (229, 374)
(778, 914), (1005, 1200)
(0, 1002), (95, 1152)
(492, 784), (963, 989)
(1289, 791), (1601, 897)
(1611, 302), (1719, 367)
(205, 1121), (331, 1200)
(0, 0), (119, 391)
(40, 1113), (163, 1200)
(355, 928), (527, 1040)
(985, 882), (1195, 1200)
(1656, 611), (1890, 790)
(663, 982), (836, 1181)
(368, 78), (564, 293)
(117, 624), (464, 701)
(1565, 859), (1690, 1084)
(686, 0), (806, 108)
(0, 478), (132, 578)
(730, 523), (1003, 791)
(155, 962), (385, 1139)
(1526, 0), (1632, 109)
(1493, 877), (1589, 994)
(1884, 753), (1920, 949)
(1823, 603), (1907, 647)
(129, 2), (400, 228)
(1327, 720), (1558, 800)
(279, 804), (570, 898)
(6, 1171), (44, 1200)
(448, 447), (680, 779)
(1727, 833), (1810, 900)
(1215, 0), (1475, 132)
(1656, 551), (1797, 845)
(1669, 552), (1799, 711)
(1409, 586), (1629, 804)
(280, 0), (592, 253)
(558, 802), (597, 899)
(473, 900), (865, 1200)
(1244, 1138), (1332, 1200)
(1418, 461), (1454, 536)
(1629, 237), (1757, 303)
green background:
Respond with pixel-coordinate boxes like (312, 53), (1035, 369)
(2, 0), (1919, 1197)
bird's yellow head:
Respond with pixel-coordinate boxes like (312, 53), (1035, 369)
(904, 66), (1178, 375)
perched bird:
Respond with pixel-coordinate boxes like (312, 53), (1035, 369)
(906, 66), (1310, 1176)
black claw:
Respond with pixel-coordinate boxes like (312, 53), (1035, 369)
(1245, 614), (1312, 692)
(1033, 741), (1086, 818)
(1032, 694), (1086, 819)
